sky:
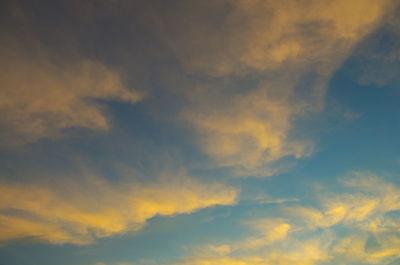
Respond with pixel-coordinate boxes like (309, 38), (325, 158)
(0, 0), (400, 265)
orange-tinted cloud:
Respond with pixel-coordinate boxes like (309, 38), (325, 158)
(0, 174), (237, 244)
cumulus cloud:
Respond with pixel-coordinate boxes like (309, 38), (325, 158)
(0, 174), (237, 244)
(171, 172), (400, 265)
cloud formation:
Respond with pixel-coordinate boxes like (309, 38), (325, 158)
(0, 174), (237, 244)
(0, 0), (395, 174)
(172, 172), (400, 265)
(345, 9), (400, 87)
(0, 38), (142, 145)
(0, 1), (144, 146)
(155, 0), (394, 176)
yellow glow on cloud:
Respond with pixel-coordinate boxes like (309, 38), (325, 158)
(0, 37), (143, 145)
(207, 244), (232, 256)
(0, 175), (237, 244)
(0, 0), (395, 177)
(170, 0), (394, 176)
(184, 90), (310, 172)
(332, 233), (400, 264)
(287, 192), (381, 228)
(172, 172), (400, 265)
(238, 218), (291, 249)
(178, 238), (332, 265)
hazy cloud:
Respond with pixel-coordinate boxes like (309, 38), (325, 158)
(0, 38), (142, 145)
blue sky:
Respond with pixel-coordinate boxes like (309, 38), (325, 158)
(1, 1), (400, 265)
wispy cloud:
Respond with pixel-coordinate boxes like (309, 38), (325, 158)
(0, 0), (395, 174)
(0, 2), (399, 265)
(171, 172), (400, 265)
(345, 9), (400, 87)
(0, 173), (237, 244)
(0, 2), (144, 146)
(157, 0), (394, 176)
(0, 40), (142, 145)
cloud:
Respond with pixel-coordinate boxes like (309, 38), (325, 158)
(0, 43), (142, 145)
(164, 0), (392, 75)
(344, 8), (400, 87)
(0, 174), (237, 245)
(182, 87), (315, 177)
(286, 194), (379, 228)
(0, 0), (395, 175)
(59, 0), (395, 177)
(171, 172), (400, 265)
(150, 0), (394, 176)
(247, 219), (291, 243)
(177, 237), (332, 265)
(332, 233), (400, 264)
(0, 8), (143, 145)
(285, 172), (400, 229)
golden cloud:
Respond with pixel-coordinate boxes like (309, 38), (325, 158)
(0, 36), (143, 145)
(152, 0), (394, 176)
(182, 87), (314, 176)
(160, 0), (391, 76)
(0, 174), (237, 244)
(1, 0), (395, 175)
(237, 218), (292, 250)
(344, 9), (400, 87)
(172, 172), (400, 265)
(177, 237), (332, 265)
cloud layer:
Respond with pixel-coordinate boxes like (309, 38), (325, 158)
(0, 0), (395, 175)
(0, 1), (399, 259)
